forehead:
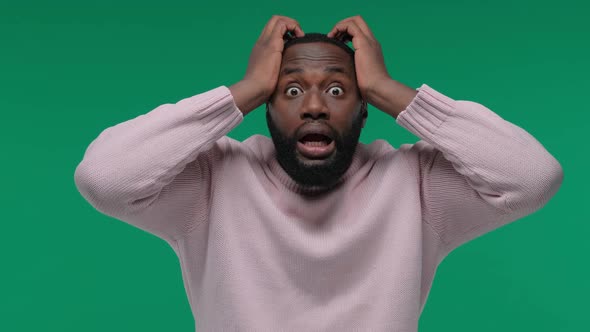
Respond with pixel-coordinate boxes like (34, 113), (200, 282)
(280, 42), (354, 77)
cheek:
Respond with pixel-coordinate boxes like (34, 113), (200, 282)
(272, 102), (300, 122)
(328, 100), (360, 122)
(268, 109), (296, 136)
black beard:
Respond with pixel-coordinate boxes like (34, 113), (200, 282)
(265, 109), (364, 188)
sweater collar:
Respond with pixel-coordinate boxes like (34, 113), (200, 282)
(267, 142), (369, 196)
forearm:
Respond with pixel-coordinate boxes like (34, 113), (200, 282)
(397, 84), (563, 213)
(366, 78), (418, 119)
(228, 80), (268, 116)
(74, 86), (242, 215)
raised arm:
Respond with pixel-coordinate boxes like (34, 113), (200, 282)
(73, 86), (243, 241)
(327, 15), (563, 253)
(74, 15), (305, 241)
(397, 85), (563, 253)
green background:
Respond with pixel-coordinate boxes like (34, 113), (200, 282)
(1, 0), (587, 331)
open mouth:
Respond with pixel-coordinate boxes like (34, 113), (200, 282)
(297, 134), (335, 159)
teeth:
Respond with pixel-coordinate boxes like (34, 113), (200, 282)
(303, 141), (329, 147)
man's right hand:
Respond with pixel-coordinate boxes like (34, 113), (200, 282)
(229, 16), (305, 116)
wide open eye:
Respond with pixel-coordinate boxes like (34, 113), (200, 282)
(328, 86), (344, 96)
(285, 87), (303, 96)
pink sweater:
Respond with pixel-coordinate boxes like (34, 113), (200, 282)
(74, 83), (563, 331)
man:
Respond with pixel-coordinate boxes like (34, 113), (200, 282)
(74, 15), (563, 332)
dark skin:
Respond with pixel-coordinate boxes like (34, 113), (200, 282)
(268, 42), (366, 142)
(229, 15), (417, 119)
(229, 15), (419, 187)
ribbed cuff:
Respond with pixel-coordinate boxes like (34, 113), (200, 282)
(395, 83), (456, 138)
(194, 85), (243, 119)
(180, 85), (244, 137)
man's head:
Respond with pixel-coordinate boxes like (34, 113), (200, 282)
(266, 32), (368, 189)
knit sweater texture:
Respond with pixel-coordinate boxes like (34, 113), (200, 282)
(74, 83), (563, 331)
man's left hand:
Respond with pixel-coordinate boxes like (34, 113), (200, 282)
(327, 15), (391, 102)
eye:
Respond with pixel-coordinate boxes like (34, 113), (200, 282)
(328, 86), (344, 96)
(285, 86), (303, 97)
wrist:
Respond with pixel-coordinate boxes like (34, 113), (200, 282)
(228, 80), (268, 116)
(367, 78), (417, 119)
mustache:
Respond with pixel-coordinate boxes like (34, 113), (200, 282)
(295, 121), (337, 140)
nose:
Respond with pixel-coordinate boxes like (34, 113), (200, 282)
(300, 89), (329, 121)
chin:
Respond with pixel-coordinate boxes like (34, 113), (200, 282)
(296, 149), (337, 166)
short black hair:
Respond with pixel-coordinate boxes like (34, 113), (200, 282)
(283, 32), (355, 65)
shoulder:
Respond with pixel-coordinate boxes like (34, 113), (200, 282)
(366, 139), (443, 179)
(396, 140), (439, 161)
(363, 138), (434, 162)
(204, 134), (275, 163)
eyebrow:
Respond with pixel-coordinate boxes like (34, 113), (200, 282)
(281, 66), (349, 76)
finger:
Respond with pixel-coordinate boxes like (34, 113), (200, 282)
(327, 15), (374, 40)
(263, 16), (304, 41)
(349, 15), (375, 39)
(271, 20), (304, 46)
(288, 21), (305, 38)
(260, 15), (282, 40)
(326, 16), (355, 38)
(277, 16), (305, 38)
(328, 21), (368, 47)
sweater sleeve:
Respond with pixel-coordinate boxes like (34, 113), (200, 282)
(73, 86), (243, 242)
(396, 84), (563, 254)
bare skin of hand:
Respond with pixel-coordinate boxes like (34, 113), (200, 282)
(327, 16), (417, 118)
(229, 16), (304, 116)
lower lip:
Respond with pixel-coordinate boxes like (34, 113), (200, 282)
(297, 140), (335, 159)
